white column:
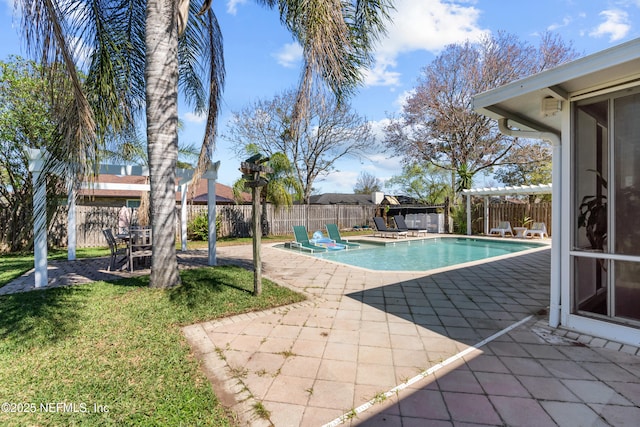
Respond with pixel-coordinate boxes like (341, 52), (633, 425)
(28, 149), (48, 288)
(466, 194), (471, 235)
(549, 143), (562, 327)
(202, 161), (220, 266)
(67, 186), (76, 260)
(484, 196), (490, 235)
(180, 183), (188, 251)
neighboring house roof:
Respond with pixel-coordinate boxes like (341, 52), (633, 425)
(308, 193), (374, 205)
(308, 193), (419, 205)
(79, 174), (250, 204)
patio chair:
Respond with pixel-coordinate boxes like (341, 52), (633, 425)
(128, 226), (153, 272)
(326, 223), (360, 248)
(102, 228), (127, 271)
(291, 226), (327, 252)
(393, 215), (428, 237)
(372, 217), (408, 239)
(524, 222), (548, 239)
(488, 221), (514, 237)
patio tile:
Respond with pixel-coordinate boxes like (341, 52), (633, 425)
(291, 338), (327, 358)
(258, 337), (296, 354)
(324, 342), (358, 362)
(608, 381), (640, 406)
(561, 379), (633, 405)
(542, 359), (597, 380)
(356, 362), (398, 387)
(229, 334), (265, 353)
(270, 324), (302, 339)
(518, 375), (581, 401)
(358, 345), (393, 365)
(540, 401), (609, 427)
(263, 375), (314, 405)
(300, 406), (344, 426)
(389, 334), (425, 351)
(244, 352), (286, 376)
(280, 355), (321, 379)
(327, 329), (359, 344)
(400, 389), (450, 420)
(307, 379), (355, 410)
(264, 402), (305, 427)
(489, 395), (556, 427)
(442, 392), (502, 425)
(520, 342), (569, 359)
(435, 369), (483, 393)
(359, 331), (391, 347)
(474, 372), (530, 397)
(580, 361), (638, 382)
(317, 359), (358, 382)
(499, 356), (551, 376)
(592, 403), (640, 426)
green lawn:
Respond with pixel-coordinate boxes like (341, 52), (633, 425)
(0, 266), (306, 426)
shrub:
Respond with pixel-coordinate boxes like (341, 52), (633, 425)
(188, 212), (221, 241)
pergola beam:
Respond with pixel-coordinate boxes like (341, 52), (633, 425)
(27, 148), (220, 288)
(462, 184), (552, 236)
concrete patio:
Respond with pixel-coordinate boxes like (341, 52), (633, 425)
(4, 238), (640, 426)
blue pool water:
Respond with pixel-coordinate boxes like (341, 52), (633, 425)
(303, 237), (544, 271)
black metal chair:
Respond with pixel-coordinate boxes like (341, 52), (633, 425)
(102, 228), (127, 271)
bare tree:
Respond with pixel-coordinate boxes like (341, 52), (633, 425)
(226, 88), (375, 203)
(384, 31), (578, 196)
(353, 171), (381, 194)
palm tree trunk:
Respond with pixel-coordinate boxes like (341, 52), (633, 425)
(145, 0), (181, 288)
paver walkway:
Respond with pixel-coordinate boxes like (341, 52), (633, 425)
(4, 238), (640, 426)
(184, 243), (640, 426)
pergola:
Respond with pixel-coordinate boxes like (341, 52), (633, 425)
(27, 148), (221, 288)
(461, 183), (552, 236)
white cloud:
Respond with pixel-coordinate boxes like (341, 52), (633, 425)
(226, 0), (248, 15)
(547, 16), (572, 31)
(589, 9), (630, 41)
(392, 90), (415, 111)
(183, 112), (207, 124)
(366, 0), (489, 87)
(273, 42), (303, 68)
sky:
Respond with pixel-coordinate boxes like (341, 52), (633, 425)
(1, 0), (639, 194)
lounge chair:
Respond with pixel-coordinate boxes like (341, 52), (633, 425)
(292, 226), (327, 252)
(372, 217), (408, 239)
(326, 224), (360, 248)
(393, 215), (428, 237)
(524, 222), (548, 239)
(488, 221), (514, 237)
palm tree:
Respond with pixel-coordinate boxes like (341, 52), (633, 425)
(19, 0), (392, 288)
(233, 149), (303, 235)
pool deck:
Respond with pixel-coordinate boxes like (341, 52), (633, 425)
(4, 235), (640, 426)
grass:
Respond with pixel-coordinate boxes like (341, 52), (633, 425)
(0, 266), (305, 426)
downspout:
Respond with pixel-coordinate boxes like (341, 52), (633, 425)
(498, 118), (562, 328)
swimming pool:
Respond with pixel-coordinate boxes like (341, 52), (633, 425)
(282, 237), (545, 271)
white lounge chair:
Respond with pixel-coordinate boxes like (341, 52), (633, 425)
(524, 222), (548, 239)
(489, 221), (514, 237)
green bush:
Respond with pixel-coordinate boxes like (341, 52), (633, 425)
(452, 202), (467, 234)
(187, 212), (221, 241)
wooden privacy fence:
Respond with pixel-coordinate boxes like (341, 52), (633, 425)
(46, 202), (549, 248)
(50, 204), (378, 248)
(188, 204), (376, 237)
(468, 201), (552, 236)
